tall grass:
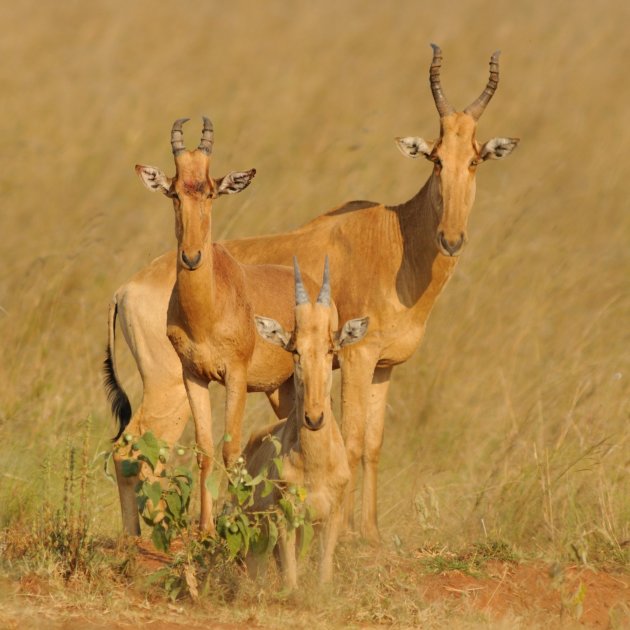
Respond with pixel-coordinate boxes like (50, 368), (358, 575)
(0, 0), (628, 578)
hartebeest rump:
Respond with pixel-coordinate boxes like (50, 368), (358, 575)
(244, 257), (368, 588)
(105, 118), (320, 535)
(105, 46), (518, 540)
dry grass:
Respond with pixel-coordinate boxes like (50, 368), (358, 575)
(1, 0), (629, 626)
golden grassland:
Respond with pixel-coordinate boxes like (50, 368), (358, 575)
(0, 0), (629, 626)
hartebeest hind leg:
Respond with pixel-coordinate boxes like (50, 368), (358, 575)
(361, 366), (392, 542)
(184, 374), (216, 534)
(113, 385), (190, 536)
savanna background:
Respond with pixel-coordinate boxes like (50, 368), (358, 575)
(1, 0), (629, 627)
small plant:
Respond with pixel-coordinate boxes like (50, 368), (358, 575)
(116, 431), (193, 552)
(118, 431), (314, 600)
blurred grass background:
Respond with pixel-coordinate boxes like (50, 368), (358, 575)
(0, 0), (628, 562)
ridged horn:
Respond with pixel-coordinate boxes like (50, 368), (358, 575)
(171, 118), (189, 156)
(316, 255), (331, 306)
(293, 256), (310, 305)
(464, 51), (500, 121)
(429, 44), (455, 118)
(197, 116), (214, 155)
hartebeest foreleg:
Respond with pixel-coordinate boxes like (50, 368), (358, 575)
(222, 368), (248, 467)
(361, 366), (393, 541)
(184, 373), (216, 534)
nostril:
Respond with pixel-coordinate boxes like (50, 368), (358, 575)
(438, 232), (465, 256)
(181, 250), (202, 269)
(304, 412), (324, 431)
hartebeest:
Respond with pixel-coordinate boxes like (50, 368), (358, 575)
(105, 46), (518, 540)
(105, 118), (320, 535)
(243, 257), (367, 588)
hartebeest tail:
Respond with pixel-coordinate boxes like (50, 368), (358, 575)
(103, 298), (131, 442)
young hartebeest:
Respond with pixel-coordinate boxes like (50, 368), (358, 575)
(106, 118), (320, 535)
(105, 46), (519, 540)
(243, 257), (368, 588)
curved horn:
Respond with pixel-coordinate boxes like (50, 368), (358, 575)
(197, 116), (214, 155)
(316, 255), (331, 306)
(293, 256), (310, 305)
(171, 118), (189, 156)
(464, 51), (500, 121)
(429, 44), (455, 118)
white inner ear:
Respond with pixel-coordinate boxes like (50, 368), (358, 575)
(337, 316), (369, 348)
(136, 165), (171, 193)
(480, 137), (519, 160)
(395, 136), (433, 159)
(216, 169), (256, 195)
(254, 315), (291, 349)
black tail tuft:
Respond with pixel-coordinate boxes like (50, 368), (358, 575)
(103, 345), (132, 442)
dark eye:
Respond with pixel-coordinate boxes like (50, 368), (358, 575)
(470, 157), (481, 168)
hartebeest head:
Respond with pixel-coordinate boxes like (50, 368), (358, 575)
(255, 257), (369, 431)
(135, 117), (256, 270)
(396, 45), (519, 257)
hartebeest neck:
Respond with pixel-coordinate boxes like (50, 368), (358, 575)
(174, 240), (217, 339)
(392, 173), (459, 308)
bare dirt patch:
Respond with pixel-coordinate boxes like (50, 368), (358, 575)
(418, 560), (630, 627)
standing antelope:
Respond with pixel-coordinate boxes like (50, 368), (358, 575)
(106, 118), (320, 535)
(105, 47), (519, 540)
(243, 257), (368, 588)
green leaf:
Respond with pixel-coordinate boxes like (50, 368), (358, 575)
(233, 483), (251, 506)
(151, 523), (170, 552)
(121, 459), (141, 478)
(205, 470), (221, 501)
(245, 473), (264, 487)
(146, 567), (172, 584)
(272, 457), (283, 476)
(223, 433), (232, 443)
(250, 528), (268, 555)
(136, 432), (161, 470)
(164, 491), (182, 520)
(268, 519), (279, 551)
(136, 494), (148, 513)
(225, 529), (242, 557)
(298, 521), (315, 560)
(236, 517), (250, 555)
(278, 498), (294, 524)
(145, 481), (163, 507)
(261, 479), (274, 498)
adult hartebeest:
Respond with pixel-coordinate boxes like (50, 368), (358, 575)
(243, 257), (367, 588)
(105, 46), (518, 540)
(105, 118), (320, 535)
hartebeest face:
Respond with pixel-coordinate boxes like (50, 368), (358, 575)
(396, 46), (519, 257)
(255, 258), (369, 431)
(135, 117), (256, 270)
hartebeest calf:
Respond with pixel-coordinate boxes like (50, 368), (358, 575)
(105, 47), (519, 540)
(243, 257), (368, 588)
(106, 118), (320, 534)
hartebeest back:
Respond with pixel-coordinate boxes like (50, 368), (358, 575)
(105, 46), (518, 540)
(243, 257), (368, 588)
(105, 119), (320, 535)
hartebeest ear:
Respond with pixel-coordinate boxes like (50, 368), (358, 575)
(395, 137), (435, 159)
(254, 315), (292, 350)
(135, 164), (172, 194)
(215, 169), (257, 197)
(335, 316), (369, 351)
(479, 137), (519, 161)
